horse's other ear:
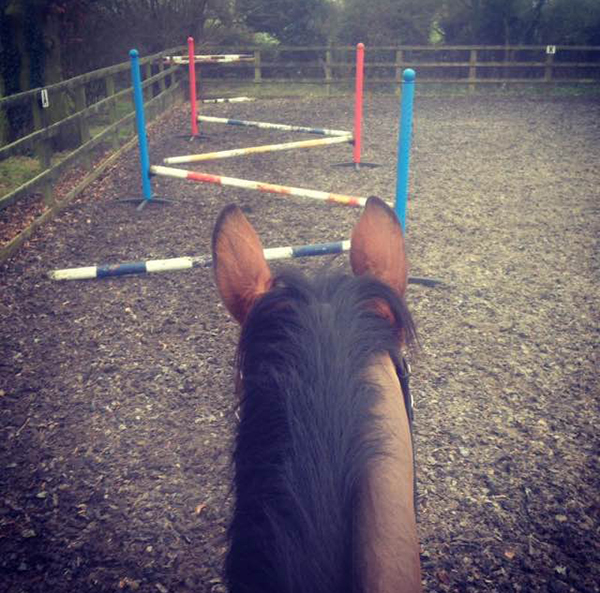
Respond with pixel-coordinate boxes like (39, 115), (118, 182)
(350, 196), (408, 297)
(212, 204), (272, 324)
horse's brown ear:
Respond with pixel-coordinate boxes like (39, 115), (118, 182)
(350, 196), (408, 297)
(212, 205), (272, 324)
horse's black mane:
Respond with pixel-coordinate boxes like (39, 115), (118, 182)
(226, 268), (416, 593)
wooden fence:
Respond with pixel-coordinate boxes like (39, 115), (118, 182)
(198, 44), (600, 89)
(0, 45), (185, 261)
(1, 43), (599, 263)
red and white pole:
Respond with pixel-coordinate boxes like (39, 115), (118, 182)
(187, 37), (199, 137)
(353, 43), (364, 170)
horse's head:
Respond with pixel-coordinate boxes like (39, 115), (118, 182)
(211, 197), (421, 593)
(212, 196), (409, 328)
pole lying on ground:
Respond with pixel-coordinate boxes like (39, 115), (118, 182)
(48, 239), (441, 286)
(201, 97), (254, 104)
(48, 241), (352, 281)
(163, 135), (352, 164)
(395, 69), (416, 232)
(197, 115), (351, 137)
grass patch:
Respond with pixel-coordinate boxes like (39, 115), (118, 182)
(201, 79), (600, 100)
(0, 156), (41, 198)
(0, 151), (74, 199)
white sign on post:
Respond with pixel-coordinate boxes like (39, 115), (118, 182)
(546, 45), (557, 55)
(40, 89), (49, 108)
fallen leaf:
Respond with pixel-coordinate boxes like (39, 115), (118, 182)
(437, 570), (450, 584)
(195, 503), (207, 515)
(504, 549), (516, 560)
(555, 514), (568, 523)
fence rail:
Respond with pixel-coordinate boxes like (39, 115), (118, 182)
(195, 44), (600, 87)
(1, 43), (599, 263)
(0, 45), (185, 262)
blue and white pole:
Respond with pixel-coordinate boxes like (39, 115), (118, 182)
(395, 68), (416, 232)
(130, 49), (153, 205)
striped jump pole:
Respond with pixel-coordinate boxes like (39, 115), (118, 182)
(150, 165), (370, 207)
(48, 240), (351, 281)
(197, 115), (351, 137)
(167, 54), (254, 64)
(395, 68), (416, 232)
(163, 135), (352, 164)
(149, 165), (373, 207)
(201, 97), (255, 104)
(48, 240), (440, 285)
(48, 239), (439, 286)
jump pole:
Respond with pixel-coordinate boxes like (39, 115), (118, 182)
(48, 240), (438, 286)
(48, 240), (351, 281)
(334, 44), (379, 169)
(201, 97), (254, 104)
(196, 115), (350, 137)
(187, 37), (199, 139)
(149, 165), (374, 207)
(122, 49), (152, 210)
(118, 49), (172, 209)
(163, 135), (352, 165)
(354, 43), (364, 169)
(395, 68), (416, 232)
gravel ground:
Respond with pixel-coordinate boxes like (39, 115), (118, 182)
(1, 93), (599, 593)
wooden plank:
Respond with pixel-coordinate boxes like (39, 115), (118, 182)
(469, 49), (477, 92)
(254, 50), (262, 84)
(105, 74), (119, 150)
(74, 84), (91, 168)
(0, 85), (182, 263)
(0, 44), (184, 110)
(0, 134), (139, 264)
(0, 80), (181, 211)
(0, 64), (178, 161)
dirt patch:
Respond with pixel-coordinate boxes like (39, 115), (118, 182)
(1, 94), (599, 593)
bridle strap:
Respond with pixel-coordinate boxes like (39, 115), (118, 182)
(396, 357), (418, 514)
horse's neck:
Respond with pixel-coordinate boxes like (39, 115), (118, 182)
(359, 354), (423, 593)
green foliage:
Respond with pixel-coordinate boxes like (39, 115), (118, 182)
(0, 155), (43, 197)
(437, 0), (600, 45)
(539, 0), (600, 45)
(237, 0), (331, 45)
(337, 0), (439, 45)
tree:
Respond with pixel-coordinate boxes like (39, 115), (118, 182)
(436, 0), (550, 45)
(539, 0), (600, 45)
(337, 0), (439, 45)
(237, 0), (333, 45)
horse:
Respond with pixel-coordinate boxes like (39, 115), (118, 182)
(212, 196), (422, 593)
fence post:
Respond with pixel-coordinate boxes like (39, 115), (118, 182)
(158, 56), (166, 94)
(544, 51), (554, 82)
(74, 84), (91, 167)
(254, 50), (262, 85)
(324, 48), (333, 96)
(105, 74), (120, 149)
(395, 49), (404, 96)
(469, 49), (477, 93)
(31, 92), (53, 205)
